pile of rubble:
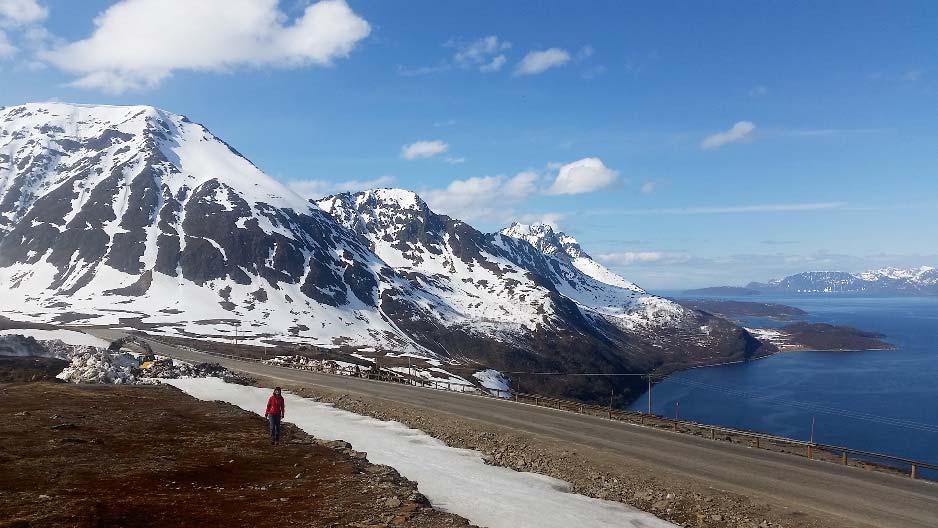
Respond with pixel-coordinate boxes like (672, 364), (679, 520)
(0, 334), (255, 386)
(145, 359), (255, 385)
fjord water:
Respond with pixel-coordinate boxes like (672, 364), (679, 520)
(630, 295), (938, 468)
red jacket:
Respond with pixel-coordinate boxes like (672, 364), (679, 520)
(266, 394), (285, 417)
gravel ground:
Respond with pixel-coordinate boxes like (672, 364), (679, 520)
(274, 379), (852, 528)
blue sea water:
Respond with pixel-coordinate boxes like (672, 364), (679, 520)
(629, 294), (938, 469)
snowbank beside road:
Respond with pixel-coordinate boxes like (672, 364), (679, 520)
(165, 377), (676, 528)
(0, 329), (109, 348)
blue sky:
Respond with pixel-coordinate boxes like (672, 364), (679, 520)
(1, 0), (936, 288)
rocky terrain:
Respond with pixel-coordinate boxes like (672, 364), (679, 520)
(0, 382), (472, 528)
(0, 102), (770, 404)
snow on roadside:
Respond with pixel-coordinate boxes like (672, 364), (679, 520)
(165, 377), (676, 528)
(473, 369), (511, 397)
(0, 329), (109, 348)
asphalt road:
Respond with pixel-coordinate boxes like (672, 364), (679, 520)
(90, 329), (938, 528)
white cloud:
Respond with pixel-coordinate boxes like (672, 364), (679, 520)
(700, 121), (756, 150)
(451, 35), (510, 73)
(640, 180), (658, 194)
(40, 0), (370, 93)
(0, 0), (47, 26)
(514, 48), (570, 76)
(0, 29), (14, 57)
(517, 212), (565, 229)
(547, 157), (618, 195)
(288, 175), (394, 199)
(401, 140), (449, 160)
(444, 156), (466, 165)
(749, 85), (768, 97)
(479, 54), (506, 73)
(422, 171), (540, 223)
(596, 251), (690, 266)
(397, 62), (449, 77)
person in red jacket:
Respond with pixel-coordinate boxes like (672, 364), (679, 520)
(265, 387), (285, 445)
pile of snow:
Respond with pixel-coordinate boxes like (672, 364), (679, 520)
(0, 329), (110, 348)
(57, 346), (141, 384)
(166, 378), (676, 528)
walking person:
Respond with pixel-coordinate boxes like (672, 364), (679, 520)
(265, 387), (285, 445)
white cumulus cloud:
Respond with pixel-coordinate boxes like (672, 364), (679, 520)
(596, 251), (690, 266)
(401, 140), (449, 160)
(423, 171), (540, 223)
(547, 157), (618, 195)
(40, 0), (370, 93)
(451, 35), (510, 73)
(288, 175), (394, 199)
(701, 121), (756, 150)
(0, 30), (14, 57)
(0, 0), (47, 26)
(514, 48), (570, 75)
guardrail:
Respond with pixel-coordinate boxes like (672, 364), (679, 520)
(137, 338), (936, 481)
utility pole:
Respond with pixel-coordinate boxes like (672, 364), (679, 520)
(810, 416), (816, 443)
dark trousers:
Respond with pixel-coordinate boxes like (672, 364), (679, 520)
(268, 415), (282, 442)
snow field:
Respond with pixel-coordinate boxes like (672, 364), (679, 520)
(165, 377), (676, 528)
(0, 329), (110, 348)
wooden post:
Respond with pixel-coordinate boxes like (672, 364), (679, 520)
(755, 437), (760, 449)
(842, 452), (848, 465)
(710, 428), (715, 440)
(807, 444), (813, 460)
(534, 397), (539, 406)
(911, 464), (918, 479)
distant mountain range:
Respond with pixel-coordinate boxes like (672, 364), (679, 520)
(0, 102), (768, 403)
(687, 267), (938, 296)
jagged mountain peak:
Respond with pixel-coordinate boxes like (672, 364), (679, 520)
(501, 221), (590, 260)
(500, 221), (643, 293)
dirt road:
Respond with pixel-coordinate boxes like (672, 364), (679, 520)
(89, 330), (938, 528)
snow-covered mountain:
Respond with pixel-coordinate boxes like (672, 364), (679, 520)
(316, 189), (765, 399)
(0, 102), (767, 402)
(747, 267), (938, 295)
(0, 102), (421, 351)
